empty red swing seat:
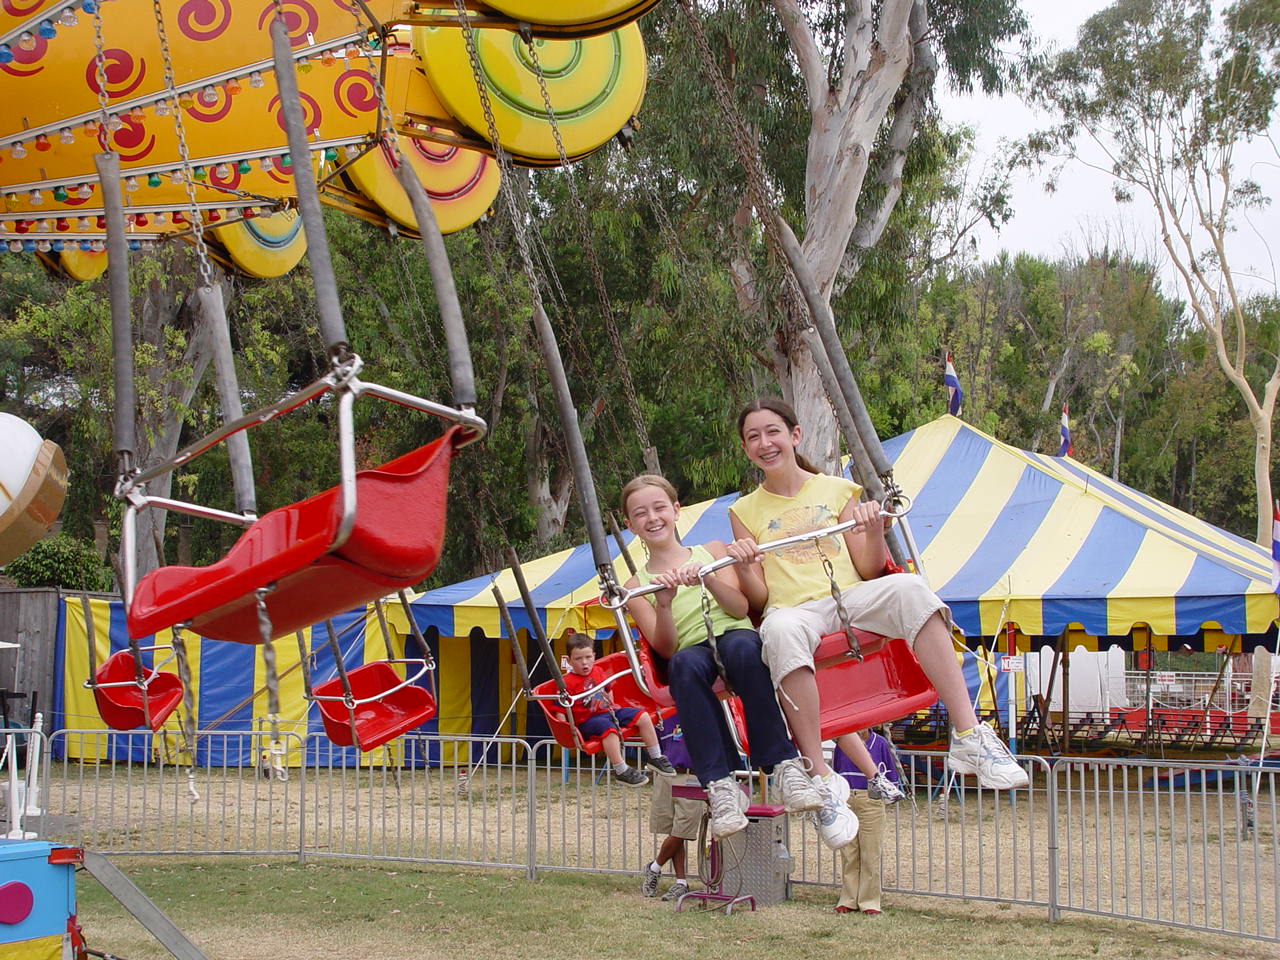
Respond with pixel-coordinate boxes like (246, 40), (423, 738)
(92, 649), (184, 731)
(533, 651), (661, 754)
(814, 629), (938, 740)
(127, 426), (464, 644)
(313, 661), (437, 752)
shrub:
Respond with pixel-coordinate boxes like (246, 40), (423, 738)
(4, 535), (113, 591)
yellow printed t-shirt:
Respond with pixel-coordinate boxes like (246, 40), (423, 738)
(635, 544), (752, 650)
(730, 473), (862, 609)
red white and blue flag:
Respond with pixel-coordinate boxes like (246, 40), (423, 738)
(944, 353), (963, 416)
(1271, 503), (1280, 592)
(1057, 403), (1073, 457)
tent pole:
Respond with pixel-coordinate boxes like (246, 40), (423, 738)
(1062, 635), (1071, 753)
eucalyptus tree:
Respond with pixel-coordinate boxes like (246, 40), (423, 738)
(1027, 0), (1280, 543)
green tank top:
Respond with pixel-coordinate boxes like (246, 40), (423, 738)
(635, 544), (753, 651)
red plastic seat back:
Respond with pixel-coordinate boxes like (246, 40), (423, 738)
(813, 633), (938, 740)
(92, 650), (184, 732)
(127, 427), (462, 643)
(313, 661), (437, 752)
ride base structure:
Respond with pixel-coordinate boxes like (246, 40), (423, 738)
(0, 840), (210, 960)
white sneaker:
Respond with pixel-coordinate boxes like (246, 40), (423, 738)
(947, 722), (1029, 789)
(867, 765), (905, 804)
(775, 756), (824, 813)
(810, 773), (858, 850)
(706, 776), (749, 840)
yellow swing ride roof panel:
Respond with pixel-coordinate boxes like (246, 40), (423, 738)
(211, 208), (307, 278)
(482, 0), (661, 27)
(415, 18), (646, 162)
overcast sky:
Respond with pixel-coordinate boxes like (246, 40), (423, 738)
(934, 0), (1279, 297)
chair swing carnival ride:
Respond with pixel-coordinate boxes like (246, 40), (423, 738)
(4, 0), (944, 801)
(0, 0), (668, 769)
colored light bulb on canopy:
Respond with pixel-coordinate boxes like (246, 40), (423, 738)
(37, 20), (56, 39)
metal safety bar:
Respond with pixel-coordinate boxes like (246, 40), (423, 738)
(601, 515), (878, 610)
(82, 644), (176, 691)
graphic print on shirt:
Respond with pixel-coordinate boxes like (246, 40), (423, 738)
(581, 677), (613, 714)
(766, 502), (844, 564)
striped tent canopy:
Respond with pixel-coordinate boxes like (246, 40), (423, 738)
(890, 416), (1277, 645)
(404, 415), (1278, 651)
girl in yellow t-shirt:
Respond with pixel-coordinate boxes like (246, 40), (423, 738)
(726, 398), (1028, 838)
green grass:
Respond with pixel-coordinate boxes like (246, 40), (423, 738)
(71, 858), (1272, 960)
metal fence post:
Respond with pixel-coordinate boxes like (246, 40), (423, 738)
(297, 733), (309, 865)
(1047, 757), (1061, 922)
(526, 745), (537, 881)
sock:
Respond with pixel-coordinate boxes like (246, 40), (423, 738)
(649, 860), (661, 873)
(954, 727), (975, 739)
(647, 746), (665, 759)
(614, 762), (630, 774)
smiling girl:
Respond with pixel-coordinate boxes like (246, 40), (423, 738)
(727, 398), (1027, 848)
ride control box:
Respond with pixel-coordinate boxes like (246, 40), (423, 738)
(718, 802), (793, 907)
(671, 784), (794, 907)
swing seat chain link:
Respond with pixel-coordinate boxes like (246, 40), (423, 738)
(821, 553), (863, 661)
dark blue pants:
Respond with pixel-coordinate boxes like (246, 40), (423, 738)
(668, 628), (798, 784)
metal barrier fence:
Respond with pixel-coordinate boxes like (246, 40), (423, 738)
(12, 730), (1277, 944)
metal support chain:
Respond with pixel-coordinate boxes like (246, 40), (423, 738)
(323, 619), (361, 749)
(698, 581), (732, 694)
(522, 37), (660, 475)
(169, 624), (200, 801)
(820, 552), (862, 660)
(152, 0), (213, 289)
(453, 0), (617, 584)
(254, 587), (288, 781)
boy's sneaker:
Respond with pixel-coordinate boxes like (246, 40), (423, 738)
(646, 755), (677, 776)
(867, 766), (905, 804)
(810, 773), (858, 850)
(706, 776), (749, 840)
(641, 861), (661, 898)
(947, 722), (1029, 789)
(614, 766), (650, 788)
(775, 756), (824, 813)
(661, 880), (690, 902)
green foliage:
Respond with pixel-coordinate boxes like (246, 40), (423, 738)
(4, 535), (112, 591)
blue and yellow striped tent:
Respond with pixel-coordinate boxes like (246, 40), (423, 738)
(406, 415), (1278, 652)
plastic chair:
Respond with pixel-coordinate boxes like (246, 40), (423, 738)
(313, 661), (437, 752)
(814, 631), (938, 739)
(91, 648), (184, 731)
(127, 426), (463, 644)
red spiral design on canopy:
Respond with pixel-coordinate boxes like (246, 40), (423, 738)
(328, 0), (357, 11)
(186, 85), (233, 123)
(265, 155), (294, 184)
(178, 0), (232, 41)
(84, 49), (146, 101)
(109, 117), (155, 163)
(1, 0), (44, 15)
(333, 69), (376, 119)
(269, 91), (321, 135)
(257, 0), (318, 48)
(412, 138), (456, 162)
(209, 164), (242, 191)
(0, 35), (46, 76)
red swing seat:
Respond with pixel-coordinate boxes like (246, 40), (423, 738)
(813, 629), (938, 740)
(533, 651), (661, 754)
(127, 426), (463, 644)
(635, 626), (935, 743)
(92, 649), (184, 731)
(634, 639), (750, 753)
(313, 661), (437, 752)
